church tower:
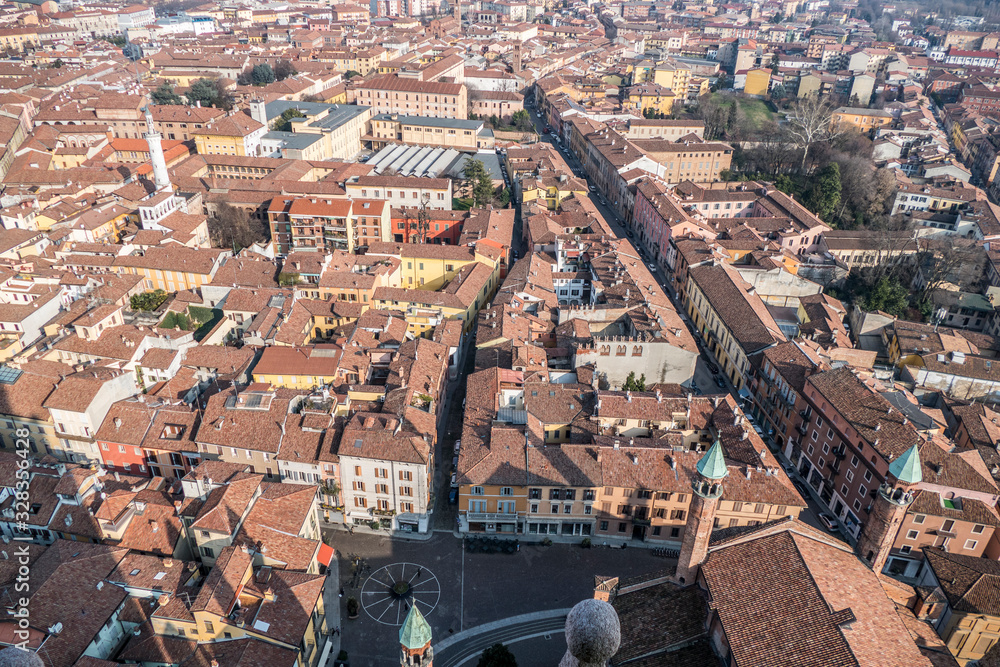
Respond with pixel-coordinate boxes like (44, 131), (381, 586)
(400, 604), (433, 667)
(856, 444), (921, 576)
(675, 439), (727, 585)
(142, 105), (172, 193)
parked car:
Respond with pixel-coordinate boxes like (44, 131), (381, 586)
(706, 362), (719, 375)
(452, 455), (459, 469)
(448, 488), (459, 504)
(793, 480), (810, 497)
(450, 472), (458, 488)
(454, 439), (461, 454)
(782, 465), (797, 478)
(818, 513), (839, 532)
(647, 263), (657, 272)
(589, 185), (597, 191)
(714, 375), (726, 389)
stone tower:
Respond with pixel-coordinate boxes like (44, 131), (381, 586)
(675, 439), (727, 585)
(856, 444), (922, 576)
(513, 42), (522, 74)
(142, 105), (171, 193)
(453, 0), (460, 22)
(400, 604), (433, 667)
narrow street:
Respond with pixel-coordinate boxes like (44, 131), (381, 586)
(521, 103), (837, 540)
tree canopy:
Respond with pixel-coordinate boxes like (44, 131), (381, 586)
(274, 108), (305, 132)
(208, 203), (270, 251)
(186, 78), (230, 109)
(622, 372), (647, 392)
(463, 158), (495, 208)
(477, 643), (517, 667)
(151, 82), (182, 106)
(274, 59), (297, 81)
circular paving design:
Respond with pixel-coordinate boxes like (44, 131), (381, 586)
(360, 562), (441, 626)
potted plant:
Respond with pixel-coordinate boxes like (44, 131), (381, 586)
(346, 596), (359, 619)
(334, 650), (349, 667)
(541, 537), (553, 547)
(581, 537), (592, 548)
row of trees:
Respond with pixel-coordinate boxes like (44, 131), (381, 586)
(235, 60), (297, 87)
(147, 59), (297, 111)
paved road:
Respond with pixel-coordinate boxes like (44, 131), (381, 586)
(435, 613), (568, 667)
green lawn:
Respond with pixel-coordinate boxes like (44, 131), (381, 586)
(708, 93), (775, 130)
(161, 306), (224, 341)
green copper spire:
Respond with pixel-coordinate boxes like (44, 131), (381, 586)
(889, 444), (922, 485)
(696, 439), (728, 480)
(399, 603), (432, 650)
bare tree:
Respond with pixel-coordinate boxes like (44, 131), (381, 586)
(785, 96), (842, 172)
(416, 200), (430, 243)
(914, 238), (987, 303)
(740, 121), (796, 176)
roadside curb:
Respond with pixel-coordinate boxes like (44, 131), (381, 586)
(432, 608), (571, 655)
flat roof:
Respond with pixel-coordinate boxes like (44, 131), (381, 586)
(263, 130), (324, 150)
(262, 100), (370, 130)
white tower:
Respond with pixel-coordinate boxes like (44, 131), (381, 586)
(143, 105), (172, 193)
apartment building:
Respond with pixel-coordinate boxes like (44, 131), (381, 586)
(344, 175), (453, 210)
(267, 196), (392, 256)
(369, 113), (489, 150)
(148, 544), (330, 667)
(685, 262), (786, 390)
(350, 74), (468, 119)
(95, 399), (202, 478)
(831, 106), (894, 133)
(195, 386), (301, 480)
(457, 369), (806, 541)
(339, 412), (433, 533)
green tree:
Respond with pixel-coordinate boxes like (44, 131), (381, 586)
(51, 58), (64, 69)
(511, 109), (532, 132)
(463, 158), (494, 208)
(806, 162), (841, 222)
(344, 69), (362, 79)
(477, 643), (517, 667)
(130, 290), (168, 312)
(497, 187), (511, 207)
(278, 272), (300, 286)
(251, 63), (275, 86)
(774, 174), (795, 194)
(150, 82), (182, 105)
(863, 276), (909, 318)
(622, 371), (647, 392)
(274, 108), (305, 131)
(186, 78), (230, 109)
